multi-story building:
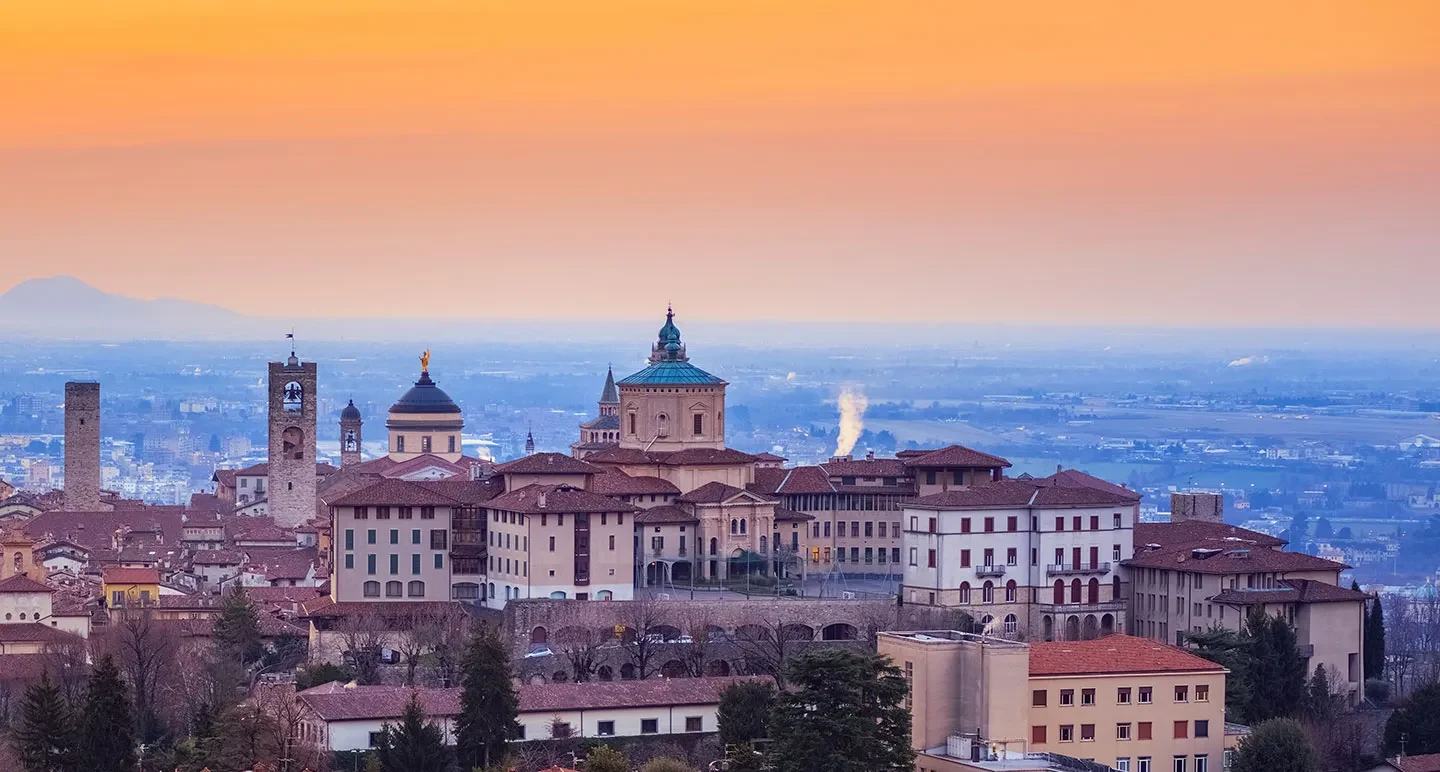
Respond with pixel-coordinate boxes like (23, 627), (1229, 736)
(484, 484), (639, 607)
(878, 631), (1236, 772)
(1123, 514), (1366, 703)
(901, 474), (1139, 641)
(329, 479), (482, 603)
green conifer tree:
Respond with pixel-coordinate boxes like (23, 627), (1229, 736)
(374, 693), (452, 772)
(770, 648), (914, 772)
(453, 627), (520, 770)
(13, 672), (76, 772)
(76, 655), (137, 772)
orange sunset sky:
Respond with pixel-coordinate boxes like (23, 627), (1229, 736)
(2, 1), (1437, 326)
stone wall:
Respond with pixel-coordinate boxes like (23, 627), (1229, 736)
(1171, 492), (1223, 523)
(268, 360), (318, 528)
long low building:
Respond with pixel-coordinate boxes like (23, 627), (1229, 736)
(296, 675), (763, 752)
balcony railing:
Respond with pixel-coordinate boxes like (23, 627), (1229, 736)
(1034, 600), (1126, 614)
(975, 564), (1006, 577)
(1046, 562), (1112, 576)
(648, 548), (688, 559)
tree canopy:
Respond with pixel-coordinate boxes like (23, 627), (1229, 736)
(718, 680), (776, 748)
(453, 626), (520, 771)
(770, 648), (914, 772)
(1385, 681), (1440, 755)
(374, 693), (451, 772)
(13, 672), (75, 772)
(1233, 718), (1319, 772)
(77, 654), (137, 772)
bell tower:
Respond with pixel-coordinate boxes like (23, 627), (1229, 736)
(339, 399), (363, 467)
(268, 345), (317, 528)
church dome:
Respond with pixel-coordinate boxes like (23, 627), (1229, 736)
(340, 399), (362, 421)
(389, 371), (461, 414)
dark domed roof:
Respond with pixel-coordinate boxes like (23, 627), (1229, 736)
(389, 371), (461, 415)
(340, 400), (362, 421)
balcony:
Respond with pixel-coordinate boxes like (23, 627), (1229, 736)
(1046, 562), (1112, 576)
(1034, 600), (1126, 614)
(975, 564), (1006, 577)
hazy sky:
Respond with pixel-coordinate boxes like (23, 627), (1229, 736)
(2, 1), (1437, 326)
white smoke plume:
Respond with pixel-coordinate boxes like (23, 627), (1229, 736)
(834, 386), (869, 457)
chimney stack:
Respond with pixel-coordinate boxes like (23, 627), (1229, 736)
(1171, 492), (1223, 524)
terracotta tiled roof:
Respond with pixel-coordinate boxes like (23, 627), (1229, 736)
(212, 469), (237, 489)
(191, 549), (245, 566)
(634, 505), (697, 525)
(381, 454), (469, 479)
(902, 445), (1012, 469)
(1390, 754), (1440, 772)
(412, 478), (504, 504)
(579, 447), (656, 466)
(1029, 635), (1225, 677)
(677, 481), (755, 504)
(775, 465), (836, 495)
(101, 566), (160, 585)
(0, 575), (51, 594)
(494, 453), (602, 476)
(23, 508), (187, 552)
(652, 448), (758, 466)
(819, 458), (910, 477)
(773, 507), (815, 522)
(1210, 578), (1368, 606)
(331, 478), (461, 507)
(911, 479), (1136, 510)
(747, 467), (788, 496)
(1126, 522), (1347, 574)
(227, 518), (295, 543)
(754, 452), (787, 462)
(0, 624), (83, 644)
(242, 547), (318, 580)
(486, 484), (636, 515)
(1042, 469), (1141, 502)
(1134, 521), (1285, 550)
(299, 676), (763, 722)
(590, 471), (681, 497)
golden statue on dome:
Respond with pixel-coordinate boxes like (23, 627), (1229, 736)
(419, 349), (431, 372)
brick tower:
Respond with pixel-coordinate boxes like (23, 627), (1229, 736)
(268, 349), (317, 528)
(339, 399), (363, 467)
(62, 381), (101, 511)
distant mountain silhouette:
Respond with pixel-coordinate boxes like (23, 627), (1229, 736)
(0, 276), (256, 339)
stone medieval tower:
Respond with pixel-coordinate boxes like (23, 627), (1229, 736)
(339, 399), (363, 467)
(62, 381), (101, 511)
(268, 350), (317, 527)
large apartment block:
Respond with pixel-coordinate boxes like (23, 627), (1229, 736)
(1123, 516), (1366, 703)
(901, 473), (1139, 641)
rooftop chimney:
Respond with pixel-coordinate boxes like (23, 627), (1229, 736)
(537, 491), (547, 510)
(1171, 492), (1223, 524)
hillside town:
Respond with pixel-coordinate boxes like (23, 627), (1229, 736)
(0, 311), (1433, 772)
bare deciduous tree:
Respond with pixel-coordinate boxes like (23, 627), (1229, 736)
(334, 610), (390, 685)
(101, 609), (179, 741)
(618, 597), (670, 680)
(679, 608), (719, 677)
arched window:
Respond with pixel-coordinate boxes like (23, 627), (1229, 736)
(1088, 577), (1100, 604)
(1003, 614), (1018, 637)
(283, 380), (303, 410)
(709, 538), (718, 556)
(1053, 580), (1064, 604)
(982, 581), (995, 603)
(959, 582), (971, 604)
(408, 580), (425, 597)
(363, 581), (380, 597)
(1005, 579), (1017, 603)
(759, 536), (767, 554)
(452, 582), (479, 600)
(549, 591), (567, 599)
(656, 413), (669, 437)
(730, 519), (738, 535)
(597, 590), (613, 600)
(1070, 578), (1082, 603)
(282, 426), (305, 460)
(487, 582), (495, 599)
(740, 519), (747, 535)
(385, 581), (402, 598)
(1112, 574), (1121, 600)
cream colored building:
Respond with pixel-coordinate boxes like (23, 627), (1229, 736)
(328, 479), (459, 603)
(1124, 518), (1366, 703)
(385, 355), (464, 462)
(879, 632), (1232, 772)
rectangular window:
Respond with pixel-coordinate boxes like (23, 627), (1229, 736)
(399, 506), (412, 519)
(960, 549), (971, 567)
(609, 534), (616, 550)
(449, 435), (456, 453)
(1073, 516), (1082, 531)
(412, 529), (421, 545)
(1090, 515), (1100, 530)
(686, 716), (703, 732)
(984, 517), (995, 532)
(961, 518), (972, 533)
(1117, 688), (1132, 704)
(431, 530), (448, 550)
(1008, 516), (1018, 531)
(1140, 759), (1152, 772)
(1081, 724), (1095, 742)
(1117, 723), (1132, 741)
(1060, 689), (1075, 706)
(865, 521), (874, 537)
(1196, 685), (1209, 703)
(953, 471), (964, 485)
(1175, 758), (1187, 772)
(1059, 725), (1074, 743)
(909, 548), (918, 566)
(641, 718), (658, 735)
(390, 529), (399, 545)
(389, 554), (399, 574)
(838, 521), (847, 538)
(892, 547), (901, 563)
(1174, 721), (1188, 739)
(597, 720), (615, 736)
(367, 554), (376, 575)
(1033, 726), (1048, 744)
(412, 554), (421, 574)
(367, 529), (376, 545)
(369, 731), (384, 748)
(1138, 722), (1152, 740)
(420, 506), (435, 519)
(851, 520), (859, 536)
(345, 529), (354, 550)
(1114, 544), (1123, 561)
(1139, 687), (1153, 704)
(356, 506), (368, 519)
(1056, 517), (1065, 531)
(1196, 757), (1208, 772)
(928, 518), (937, 533)
(1033, 690), (1048, 707)
(1007, 548), (1018, 566)
(1174, 686), (1188, 703)
(434, 554), (444, 570)
(1081, 688), (1096, 706)
(377, 506), (391, 520)
(928, 550), (937, 568)
(878, 522), (887, 538)
(864, 547), (873, 564)
(984, 548), (995, 566)
(345, 554), (354, 569)
(1195, 720), (1209, 738)
(1118, 759), (1132, 772)
(850, 547), (859, 563)
(694, 414), (704, 435)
